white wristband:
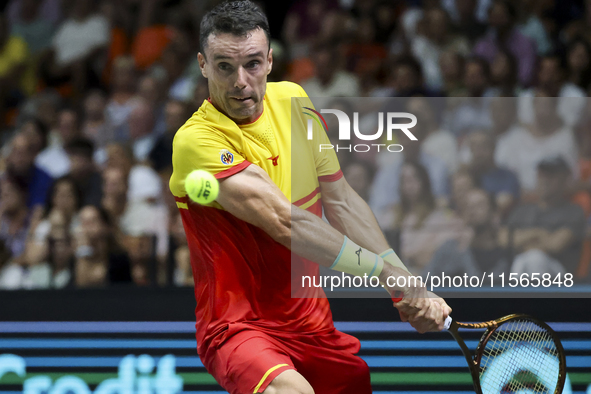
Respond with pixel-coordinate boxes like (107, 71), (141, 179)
(330, 236), (384, 277)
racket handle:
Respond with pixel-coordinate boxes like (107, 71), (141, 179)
(444, 316), (452, 330)
(391, 291), (403, 303)
(392, 293), (453, 331)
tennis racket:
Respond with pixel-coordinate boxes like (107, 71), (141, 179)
(392, 297), (567, 394)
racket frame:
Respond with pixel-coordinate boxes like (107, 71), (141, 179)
(447, 314), (567, 394)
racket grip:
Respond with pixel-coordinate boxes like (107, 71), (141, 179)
(391, 291), (403, 303)
(444, 316), (452, 330)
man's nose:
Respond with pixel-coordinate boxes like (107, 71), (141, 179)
(234, 67), (247, 89)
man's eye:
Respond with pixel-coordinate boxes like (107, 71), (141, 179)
(246, 61), (260, 69)
(219, 63), (232, 71)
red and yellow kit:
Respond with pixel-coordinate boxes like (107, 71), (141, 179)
(170, 82), (371, 394)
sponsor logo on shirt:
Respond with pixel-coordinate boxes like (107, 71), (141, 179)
(220, 149), (234, 165)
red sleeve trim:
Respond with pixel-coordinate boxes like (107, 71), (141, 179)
(293, 187), (320, 207)
(318, 169), (343, 183)
(175, 195), (188, 203)
(215, 161), (251, 179)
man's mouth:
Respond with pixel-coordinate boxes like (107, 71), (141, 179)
(231, 96), (253, 103)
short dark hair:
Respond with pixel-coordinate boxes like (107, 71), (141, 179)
(65, 137), (94, 159)
(199, 0), (270, 56)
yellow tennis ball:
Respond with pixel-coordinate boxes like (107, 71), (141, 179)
(185, 170), (219, 204)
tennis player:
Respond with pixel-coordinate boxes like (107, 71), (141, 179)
(169, 1), (451, 393)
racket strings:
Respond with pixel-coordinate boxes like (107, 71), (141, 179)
(478, 319), (560, 394)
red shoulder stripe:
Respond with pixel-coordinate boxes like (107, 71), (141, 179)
(318, 169), (343, 183)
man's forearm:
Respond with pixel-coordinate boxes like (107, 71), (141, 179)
(290, 205), (346, 267)
(322, 182), (390, 255)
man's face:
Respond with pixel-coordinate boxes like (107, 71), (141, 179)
(198, 29), (272, 124)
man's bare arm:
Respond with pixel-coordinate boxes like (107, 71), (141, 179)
(215, 164), (448, 332)
(215, 164), (343, 266)
(320, 177), (390, 255)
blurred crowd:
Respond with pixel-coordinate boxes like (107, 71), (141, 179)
(0, 0), (590, 289)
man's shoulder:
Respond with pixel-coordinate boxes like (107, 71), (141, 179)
(173, 107), (227, 148)
(266, 81), (307, 99)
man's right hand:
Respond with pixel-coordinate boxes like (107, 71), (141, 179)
(379, 266), (449, 333)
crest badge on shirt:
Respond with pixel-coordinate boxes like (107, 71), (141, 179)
(220, 149), (234, 165)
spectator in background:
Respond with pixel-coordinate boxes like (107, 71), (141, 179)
(410, 7), (470, 91)
(0, 177), (30, 262)
(82, 89), (113, 158)
(65, 138), (102, 207)
(170, 212), (191, 286)
(444, 57), (493, 137)
(473, 0), (536, 87)
(345, 17), (387, 96)
(490, 96), (525, 160)
(450, 166), (477, 214)
(370, 111), (449, 229)
(453, 0), (487, 44)
(106, 56), (139, 141)
(407, 96), (458, 172)
(126, 232), (158, 286)
(566, 38), (591, 91)
(4, 133), (52, 209)
(41, 228), (75, 288)
(159, 42), (194, 102)
(490, 49), (520, 96)
(518, 54), (586, 127)
(101, 167), (167, 265)
(7, 0), (61, 26)
(41, 0), (109, 97)
(105, 143), (162, 204)
(26, 176), (81, 267)
(343, 160), (376, 202)
(35, 106), (81, 178)
(384, 162), (467, 274)
(74, 205), (132, 287)
(20, 118), (48, 156)
(467, 131), (520, 216)
(137, 75), (167, 136)
(15, 88), (61, 134)
(517, 0), (552, 55)
(9, 0), (55, 56)
(149, 99), (191, 174)
(427, 188), (509, 277)
(282, 0), (340, 59)
(497, 95), (578, 196)
(0, 15), (29, 119)
(501, 157), (586, 275)
(128, 99), (156, 163)
(385, 56), (430, 97)
(302, 41), (360, 97)
(439, 50), (465, 97)
(0, 240), (15, 289)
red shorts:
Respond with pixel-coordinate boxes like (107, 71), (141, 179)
(203, 326), (372, 394)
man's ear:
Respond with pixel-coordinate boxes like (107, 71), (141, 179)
(266, 48), (273, 76)
(198, 52), (208, 78)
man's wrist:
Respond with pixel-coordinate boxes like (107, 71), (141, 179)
(331, 236), (384, 278)
(379, 248), (412, 274)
